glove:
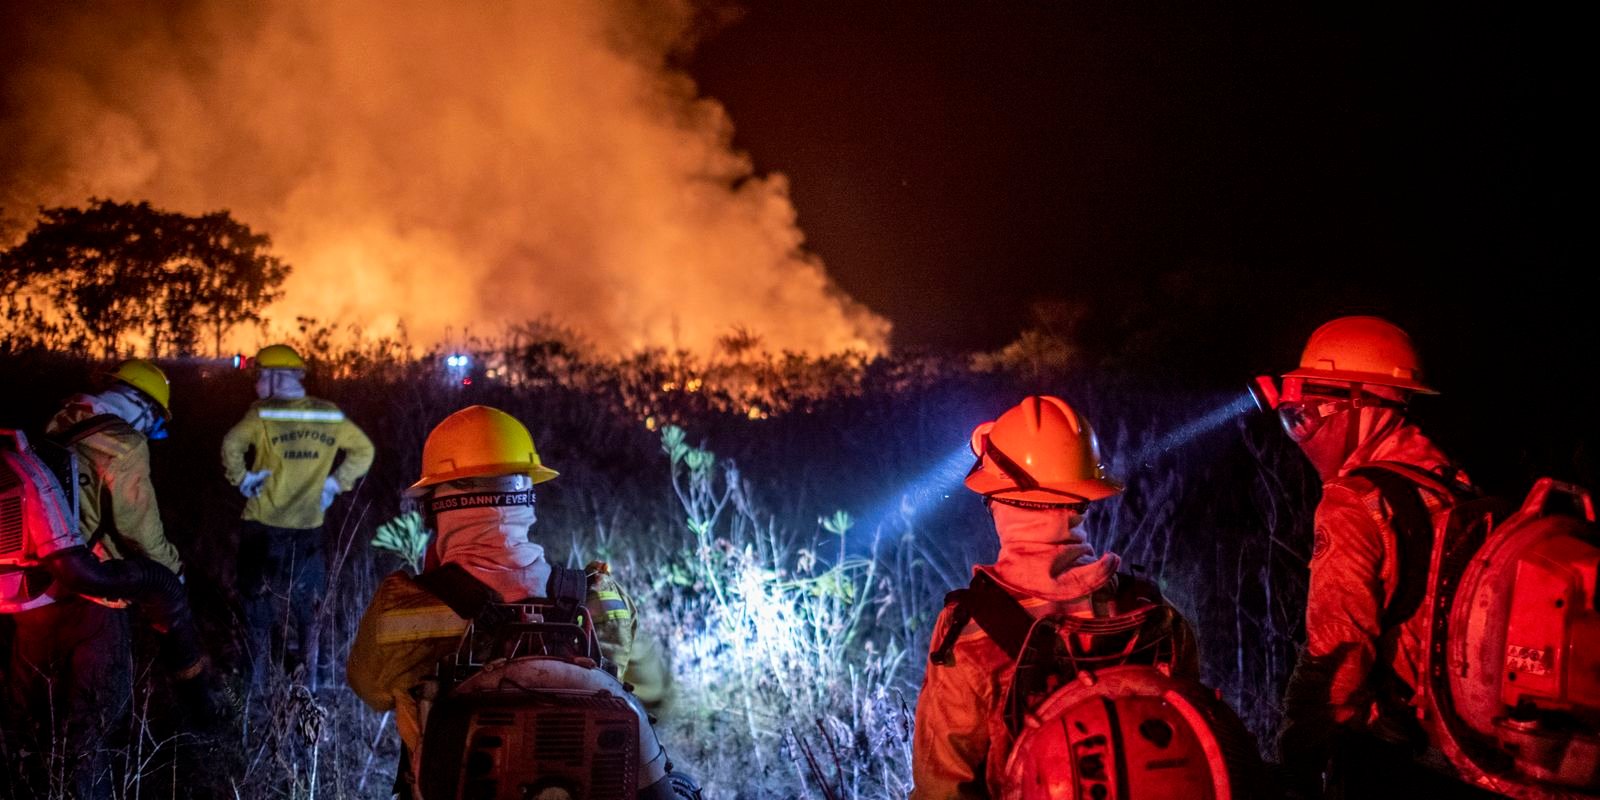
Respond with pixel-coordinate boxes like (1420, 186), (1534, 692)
(320, 476), (342, 511)
(239, 469), (272, 498)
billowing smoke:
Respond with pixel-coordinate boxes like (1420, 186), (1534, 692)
(0, 1), (888, 355)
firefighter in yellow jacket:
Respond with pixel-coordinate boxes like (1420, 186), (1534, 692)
(221, 344), (374, 687)
(347, 405), (638, 789)
(30, 359), (213, 798)
(46, 359), (184, 576)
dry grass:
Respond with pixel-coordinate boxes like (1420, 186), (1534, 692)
(2, 341), (1325, 799)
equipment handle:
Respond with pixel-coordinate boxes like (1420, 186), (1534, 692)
(1520, 477), (1596, 523)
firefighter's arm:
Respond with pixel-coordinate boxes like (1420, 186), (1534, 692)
(348, 574), (464, 713)
(104, 440), (183, 575)
(1278, 486), (1385, 790)
(347, 589), (397, 712)
(220, 412), (256, 486)
(585, 561), (637, 677)
(911, 614), (990, 800)
(331, 418), (375, 491)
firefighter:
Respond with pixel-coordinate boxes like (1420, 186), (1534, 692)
(346, 405), (643, 793)
(1270, 316), (1493, 797)
(911, 395), (1200, 800)
(9, 360), (224, 798)
(222, 344), (374, 688)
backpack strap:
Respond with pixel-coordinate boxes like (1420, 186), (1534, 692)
(44, 414), (126, 550)
(544, 564), (587, 618)
(964, 570), (1044, 658)
(414, 563), (499, 619)
(929, 572), (1042, 666)
(1347, 463), (1446, 627)
(51, 414), (126, 447)
(415, 562), (591, 624)
(929, 589), (974, 667)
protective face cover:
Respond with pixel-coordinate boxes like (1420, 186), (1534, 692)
(93, 386), (167, 440)
(255, 369), (307, 400)
(990, 502), (1120, 603)
(1280, 382), (1403, 480)
(429, 474), (550, 602)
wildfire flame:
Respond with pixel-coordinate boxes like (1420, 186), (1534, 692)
(0, 1), (889, 355)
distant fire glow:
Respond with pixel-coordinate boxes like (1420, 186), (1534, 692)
(0, 2), (889, 356)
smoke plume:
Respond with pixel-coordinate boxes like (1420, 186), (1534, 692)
(0, 1), (888, 355)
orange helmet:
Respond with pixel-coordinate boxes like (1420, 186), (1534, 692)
(965, 396), (1121, 505)
(1283, 316), (1436, 394)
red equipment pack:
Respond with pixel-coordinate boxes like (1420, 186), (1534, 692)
(0, 428), (85, 613)
(931, 571), (1266, 799)
(1352, 461), (1600, 797)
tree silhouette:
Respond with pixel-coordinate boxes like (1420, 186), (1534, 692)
(0, 199), (291, 356)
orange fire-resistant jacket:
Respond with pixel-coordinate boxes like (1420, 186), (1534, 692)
(911, 565), (1200, 800)
(45, 400), (184, 576)
(221, 396), (374, 529)
(1278, 421), (1470, 787)
(347, 561), (638, 754)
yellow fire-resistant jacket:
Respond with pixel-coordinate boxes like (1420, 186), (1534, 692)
(45, 402), (184, 575)
(347, 562), (638, 754)
(911, 568), (1200, 800)
(221, 397), (374, 529)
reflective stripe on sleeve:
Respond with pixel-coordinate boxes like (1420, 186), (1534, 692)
(259, 409), (346, 422)
(596, 591), (632, 621)
(374, 605), (466, 644)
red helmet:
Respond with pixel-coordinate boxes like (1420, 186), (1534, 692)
(1283, 316), (1436, 394)
(965, 396), (1121, 505)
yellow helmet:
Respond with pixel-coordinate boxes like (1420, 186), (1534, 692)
(110, 359), (172, 419)
(965, 395), (1121, 505)
(406, 405), (559, 496)
(1283, 316), (1436, 394)
(255, 344), (307, 370)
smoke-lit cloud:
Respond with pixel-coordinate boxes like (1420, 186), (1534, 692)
(0, 0), (888, 355)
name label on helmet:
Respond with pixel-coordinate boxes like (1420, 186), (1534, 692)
(429, 491), (533, 514)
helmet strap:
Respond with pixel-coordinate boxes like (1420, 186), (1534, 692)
(981, 438), (1042, 492)
(986, 496), (1089, 513)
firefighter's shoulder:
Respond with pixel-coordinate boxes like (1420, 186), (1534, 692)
(255, 396), (346, 423)
(1323, 470), (1384, 504)
(584, 561), (634, 621)
(928, 596), (991, 648)
(75, 419), (144, 460)
(369, 572), (469, 644)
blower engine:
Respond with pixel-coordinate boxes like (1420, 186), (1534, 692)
(1001, 665), (1264, 800)
(414, 601), (671, 800)
(1428, 478), (1600, 798)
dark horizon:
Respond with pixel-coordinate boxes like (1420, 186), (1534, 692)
(691, 5), (1589, 380)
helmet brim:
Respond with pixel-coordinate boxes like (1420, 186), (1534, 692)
(965, 473), (1123, 504)
(405, 462), (559, 496)
(1281, 367), (1436, 395)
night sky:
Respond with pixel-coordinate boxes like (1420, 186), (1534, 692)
(691, 5), (1591, 386)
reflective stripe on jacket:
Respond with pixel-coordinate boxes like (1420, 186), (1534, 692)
(45, 403), (183, 575)
(221, 397), (374, 529)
